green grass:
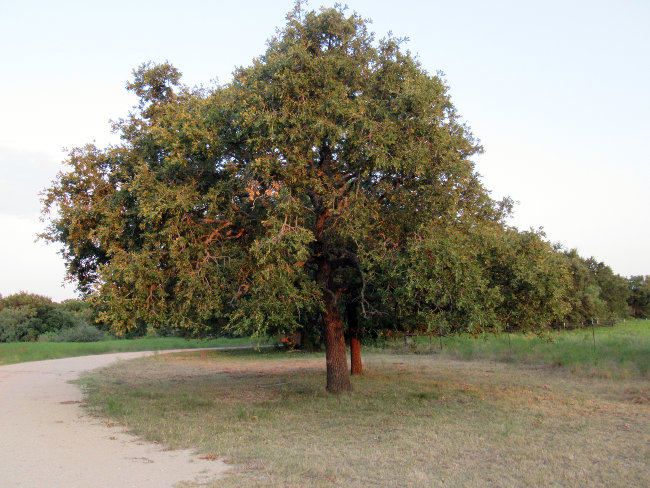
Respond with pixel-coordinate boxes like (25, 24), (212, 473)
(79, 347), (650, 487)
(0, 336), (275, 366)
(7, 319), (648, 485)
(402, 319), (650, 378)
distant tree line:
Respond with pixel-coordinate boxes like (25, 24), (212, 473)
(557, 250), (637, 324)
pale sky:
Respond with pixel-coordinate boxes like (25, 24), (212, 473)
(1, 0), (648, 302)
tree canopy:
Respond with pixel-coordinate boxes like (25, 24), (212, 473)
(43, 5), (592, 392)
(628, 275), (650, 318)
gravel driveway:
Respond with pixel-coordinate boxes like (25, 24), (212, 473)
(0, 351), (229, 487)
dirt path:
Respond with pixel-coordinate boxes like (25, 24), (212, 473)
(0, 350), (231, 487)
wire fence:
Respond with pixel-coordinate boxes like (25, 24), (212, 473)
(548, 318), (618, 330)
(402, 317), (631, 351)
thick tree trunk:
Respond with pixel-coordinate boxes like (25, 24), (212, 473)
(347, 302), (363, 375)
(313, 208), (352, 393)
(322, 290), (353, 393)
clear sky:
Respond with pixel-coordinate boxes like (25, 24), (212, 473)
(1, 0), (648, 301)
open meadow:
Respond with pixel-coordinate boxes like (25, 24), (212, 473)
(406, 319), (649, 378)
(78, 320), (650, 487)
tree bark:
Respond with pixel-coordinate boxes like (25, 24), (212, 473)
(313, 206), (352, 393)
(315, 256), (353, 393)
(322, 289), (353, 393)
(347, 302), (363, 375)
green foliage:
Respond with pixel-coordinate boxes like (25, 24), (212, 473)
(590, 260), (630, 318)
(39, 3), (630, 390)
(59, 298), (94, 321)
(558, 250), (631, 322)
(40, 323), (106, 342)
(403, 226), (571, 334)
(403, 225), (501, 333)
(0, 291), (53, 310)
(0, 307), (40, 342)
(40, 307), (83, 331)
(0, 293), (55, 342)
(0, 293), (99, 343)
(487, 230), (571, 330)
(41, 5), (510, 336)
(127, 61), (182, 110)
(628, 275), (650, 318)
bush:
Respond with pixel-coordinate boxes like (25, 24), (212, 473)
(37, 331), (61, 342)
(0, 293), (103, 342)
(39, 307), (83, 333)
(59, 299), (97, 325)
(0, 307), (41, 342)
(44, 324), (106, 342)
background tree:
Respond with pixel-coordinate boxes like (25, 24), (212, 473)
(0, 293), (100, 342)
(588, 259), (630, 319)
(558, 249), (630, 323)
(401, 224), (571, 336)
(628, 275), (650, 318)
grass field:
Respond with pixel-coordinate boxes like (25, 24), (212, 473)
(402, 319), (649, 379)
(78, 320), (650, 487)
(0, 336), (272, 366)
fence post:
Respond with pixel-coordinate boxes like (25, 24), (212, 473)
(591, 318), (596, 349)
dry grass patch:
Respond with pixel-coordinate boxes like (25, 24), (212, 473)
(79, 350), (649, 487)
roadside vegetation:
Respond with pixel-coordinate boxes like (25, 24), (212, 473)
(0, 337), (272, 366)
(79, 320), (649, 487)
(0, 292), (103, 343)
(0, 291), (277, 365)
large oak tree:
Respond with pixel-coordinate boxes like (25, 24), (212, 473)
(43, 5), (557, 392)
